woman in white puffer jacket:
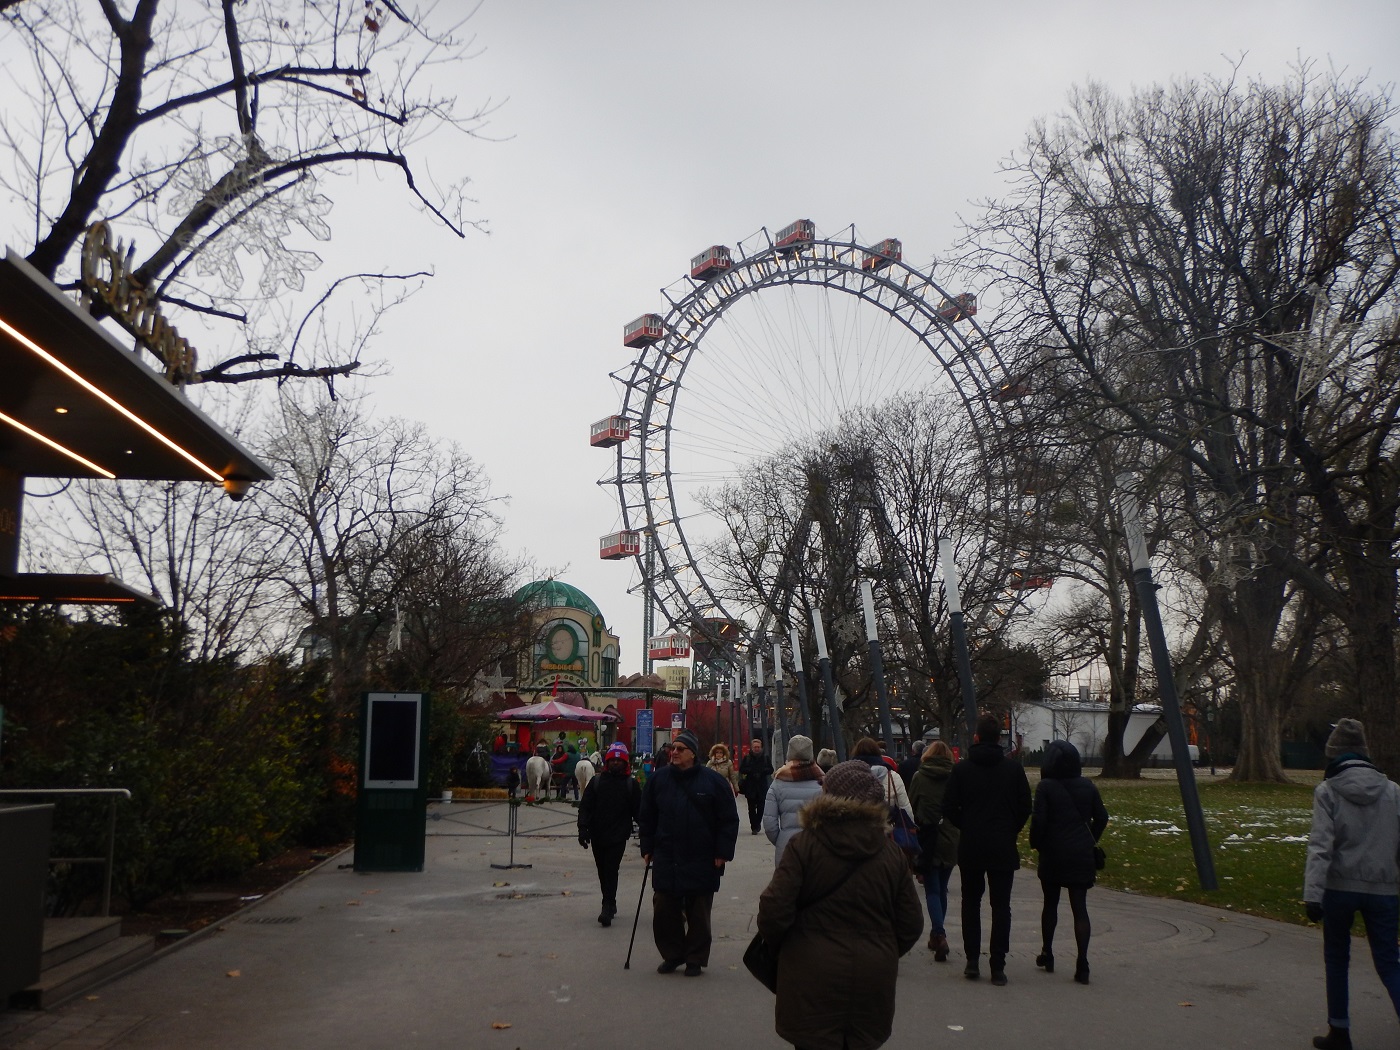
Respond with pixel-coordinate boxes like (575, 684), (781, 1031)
(762, 735), (825, 864)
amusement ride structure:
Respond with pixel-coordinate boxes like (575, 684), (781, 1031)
(591, 221), (1044, 701)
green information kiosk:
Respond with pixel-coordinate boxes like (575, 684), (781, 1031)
(354, 692), (430, 872)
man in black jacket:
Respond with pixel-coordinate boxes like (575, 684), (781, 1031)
(577, 743), (642, 926)
(638, 728), (740, 976)
(738, 738), (770, 835)
(943, 713), (1032, 986)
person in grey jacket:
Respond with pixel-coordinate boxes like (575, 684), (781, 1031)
(1304, 718), (1400, 1050)
(762, 735), (825, 864)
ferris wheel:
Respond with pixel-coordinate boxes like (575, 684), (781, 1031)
(593, 221), (1034, 670)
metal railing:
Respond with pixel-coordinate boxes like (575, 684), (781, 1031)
(0, 788), (131, 916)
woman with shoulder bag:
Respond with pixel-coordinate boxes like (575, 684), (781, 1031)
(758, 761), (924, 1050)
(907, 740), (960, 961)
(1029, 739), (1109, 984)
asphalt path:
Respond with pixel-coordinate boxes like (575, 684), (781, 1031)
(1, 797), (1395, 1050)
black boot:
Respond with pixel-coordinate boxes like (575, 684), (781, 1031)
(1073, 960), (1090, 985)
(1313, 1026), (1352, 1050)
(1036, 952), (1054, 973)
(598, 899), (616, 927)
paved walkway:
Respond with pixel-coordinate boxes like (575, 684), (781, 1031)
(1, 798), (1395, 1050)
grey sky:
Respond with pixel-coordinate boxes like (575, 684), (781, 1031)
(9, 1), (1398, 675)
(344, 0), (1400, 675)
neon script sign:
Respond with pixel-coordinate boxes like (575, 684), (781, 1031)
(80, 222), (198, 385)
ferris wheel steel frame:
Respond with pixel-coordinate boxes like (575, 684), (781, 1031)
(602, 223), (1028, 668)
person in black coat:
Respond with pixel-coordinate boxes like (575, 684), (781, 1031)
(577, 742), (643, 927)
(638, 728), (741, 975)
(738, 738), (771, 834)
(1029, 739), (1109, 984)
(943, 713), (1033, 985)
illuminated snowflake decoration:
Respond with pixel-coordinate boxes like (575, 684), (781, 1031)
(832, 613), (865, 648)
(167, 135), (332, 296)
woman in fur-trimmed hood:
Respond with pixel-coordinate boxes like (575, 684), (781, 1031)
(758, 761), (924, 1050)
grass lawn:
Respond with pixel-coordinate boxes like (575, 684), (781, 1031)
(1018, 771), (1321, 926)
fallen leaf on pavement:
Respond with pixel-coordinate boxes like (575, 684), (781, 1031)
(226, 970), (241, 978)
(1178, 1001), (1193, 1007)
(491, 1022), (512, 1029)
(346, 900), (361, 906)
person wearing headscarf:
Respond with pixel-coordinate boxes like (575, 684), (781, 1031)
(758, 760), (923, 1050)
(906, 739), (960, 961)
(1029, 739), (1108, 984)
(1304, 718), (1400, 1050)
(762, 735), (825, 865)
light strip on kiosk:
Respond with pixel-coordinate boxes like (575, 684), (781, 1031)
(0, 315), (224, 482)
(0, 408), (116, 478)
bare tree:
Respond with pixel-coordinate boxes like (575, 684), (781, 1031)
(961, 65), (1400, 777)
(1, 0), (493, 384)
(252, 387), (521, 712)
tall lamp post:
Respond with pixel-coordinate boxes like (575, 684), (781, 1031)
(861, 579), (896, 754)
(790, 626), (813, 736)
(812, 609), (847, 761)
(1119, 479), (1218, 891)
(772, 639), (789, 755)
(939, 538), (980, 750)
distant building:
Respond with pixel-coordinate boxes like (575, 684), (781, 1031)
(658, 665), (690, 692)
(513, 580), (621, 695)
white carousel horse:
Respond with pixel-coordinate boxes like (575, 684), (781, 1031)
(524, 755), (552, 802)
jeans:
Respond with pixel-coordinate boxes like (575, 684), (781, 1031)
(923, 864), (953, 936)
(1321, 889), (1400, 1027)
(960, 865), (1014, 970)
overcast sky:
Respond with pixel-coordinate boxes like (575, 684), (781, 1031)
(331, 0), (1400, 677)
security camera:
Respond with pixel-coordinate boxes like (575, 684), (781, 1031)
(223, 477), (252, 502)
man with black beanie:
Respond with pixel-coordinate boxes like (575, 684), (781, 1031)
(1304, 718), (1400, 1050)
(638, 728), (740, 976)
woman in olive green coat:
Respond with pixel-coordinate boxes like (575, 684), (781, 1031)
(906, 740), (960, 961)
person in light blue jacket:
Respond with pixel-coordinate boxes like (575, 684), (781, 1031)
(762, 735), (825, 864)
(1303, 718), (1400, 1050)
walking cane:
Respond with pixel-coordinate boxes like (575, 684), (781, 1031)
(623, 858), (652, 970)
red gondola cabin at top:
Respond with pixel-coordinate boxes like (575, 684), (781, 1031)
(690, 245), (732, 281)
(623, 314), (664, 349)
(862, 238), (902, 272)
(775, 219), (815, 253)
(937, 293), (978, 322)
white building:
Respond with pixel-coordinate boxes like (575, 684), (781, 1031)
(1013, 700), (1198, 766)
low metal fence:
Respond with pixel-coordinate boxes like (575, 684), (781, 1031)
(0, 788), (131, 916)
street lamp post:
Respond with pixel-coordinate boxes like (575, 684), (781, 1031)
(812, 609), (846, 761)
(1119, 478), (1218, 891)
(939, 538), (980, 750)
(861, 579), (896, 755)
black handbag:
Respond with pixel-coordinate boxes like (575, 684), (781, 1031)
(1093, 844), (1107, 870)
(743, 931), (780, 992)
(745, 859), (864, 994)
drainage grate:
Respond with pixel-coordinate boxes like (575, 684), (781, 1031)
(244, 915), (302, 924)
